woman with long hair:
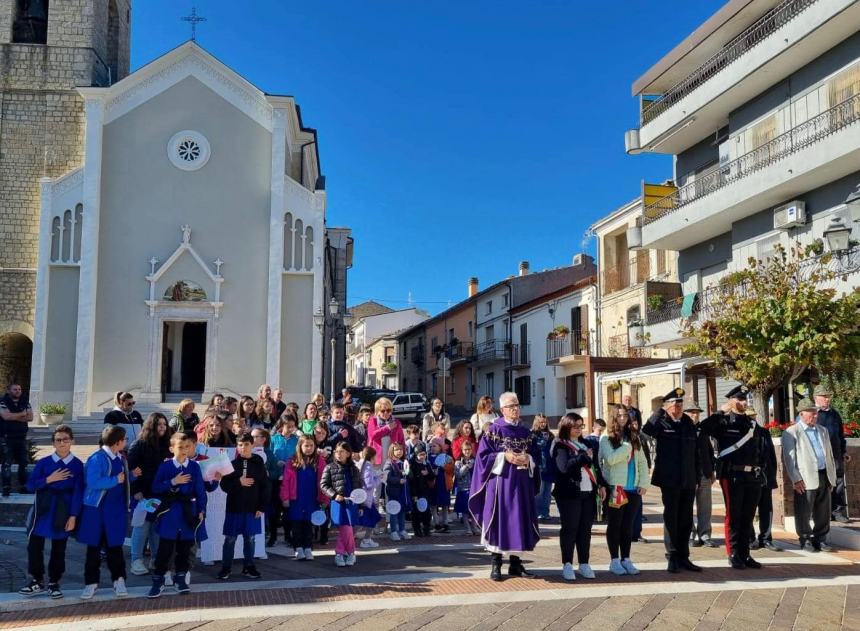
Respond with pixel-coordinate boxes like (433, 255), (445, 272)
(103, 391), (143, 426)
(201, 414), (234, 448)
(552, 413), (600, 580)
(300, 402), (320, 435)
(598, 405), (649, 577)
(451, 420), (477, 460)
(530, 414), (555, 520)
(469, 396), (496, 438)
(421, 398), (450, 441)
(169, 399), (198, 433)
(127, 413), (173, 576)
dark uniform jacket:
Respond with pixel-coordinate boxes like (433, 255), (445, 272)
(642, 409), (700, 489)
(698, 412), (768, 480)
(696, 430), (716, 480)
(219, 454), (270, 514)
(816, 408), (846, 472)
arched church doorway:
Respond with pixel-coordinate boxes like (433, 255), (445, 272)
(0, 333), (32, 393)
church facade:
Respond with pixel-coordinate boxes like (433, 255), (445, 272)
(28, 39), (339, 417)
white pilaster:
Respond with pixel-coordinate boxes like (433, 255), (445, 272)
(311, 190), (327, 394)
(72, 96), (105, 418)
(266, 109), (288, 385)
(29, 178), (54, 409)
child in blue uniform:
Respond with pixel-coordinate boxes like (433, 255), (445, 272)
(77, 425), (130, 600)
(147, 433), (207, 598)
(19, 424), (83, 599)
(281, 435), (327, 560)
(217, 433), (270, 580)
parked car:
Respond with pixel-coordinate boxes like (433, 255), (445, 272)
(389, 392), (430, 421)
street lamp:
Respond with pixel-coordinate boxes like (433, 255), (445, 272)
(824, 216), (852, 253)
(314, 298), (354, 406)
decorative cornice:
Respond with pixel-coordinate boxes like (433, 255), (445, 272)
(50, 168), (84, 197)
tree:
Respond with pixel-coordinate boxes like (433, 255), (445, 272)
(682, 242), (860, 421)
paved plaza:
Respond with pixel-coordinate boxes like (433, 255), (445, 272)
(1, 487), (858, 631)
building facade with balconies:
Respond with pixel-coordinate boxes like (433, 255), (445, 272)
(620, 0), (860, 415)
(346, 306), (429, 387)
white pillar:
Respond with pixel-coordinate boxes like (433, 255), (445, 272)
(311, 191), (326, 395)
(72, 95), (105, 418)
(29, 178), (55, 410)
(265, 108), (288, 386)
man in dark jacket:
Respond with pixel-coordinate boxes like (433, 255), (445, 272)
(750, 427), (780, 551)
(643, 387), (702, 573)
(813, 385), (850, 523)
(327, 403), (362, 453)
(0, 383), (32, 496)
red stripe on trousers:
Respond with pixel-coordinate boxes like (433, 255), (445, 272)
(720, 478), (731, 557)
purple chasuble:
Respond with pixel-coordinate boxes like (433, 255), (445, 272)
(468, 417), (540, 553)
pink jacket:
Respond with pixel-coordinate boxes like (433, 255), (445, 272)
(280, 458), (329, 505)
(367, 416), (405, 465)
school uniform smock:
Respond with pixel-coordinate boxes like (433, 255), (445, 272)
(27, 453), (84, 539)
(151, 458), (208, 541)
(77, 447), (128, 547)
(430, 455), (453, 507)
(321, 461), (362, 527)
(289, 466), (321, 521)
(219, 454), (270, 537)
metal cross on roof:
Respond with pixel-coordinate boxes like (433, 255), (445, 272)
(181, 6), (206, 42)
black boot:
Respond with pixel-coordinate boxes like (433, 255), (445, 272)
(744, 556), (762, 569)
(490, 553), (503, 582)
(508, 555), (536, 578)
(729, 554), (746, 569)
(678, 557), (703, 572)
(667, 554), (679, 573)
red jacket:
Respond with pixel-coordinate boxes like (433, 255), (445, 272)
(452, 435), (477, 460)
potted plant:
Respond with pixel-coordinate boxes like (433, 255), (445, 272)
(382, 361), (397, 372)
(39, 403), (67, 426)
(646, 294), (665, 312)
(552, 325), (570, 338)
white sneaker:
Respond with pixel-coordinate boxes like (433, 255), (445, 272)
(578, 563), (596, 579)
(359, 538), (375, 548)
(609, 558), (627, 576)
(303, 548), (314, 560)
(130, 559), (149, 576)
(621, 558), (640, 575)
(345, 553), (356, 566)
(163, 572), (173, 587)
(390, 531), (401, 541)
(185, 571), (191, 586)
(562, 562), (576, 581)
(399, 530), (410, 540)
(80, 584), (97, 600)
(334, 554), (346, 567)
(283, 546), (295, 557)
(113, 577), (128, 598)
(294, 547), (306, 561)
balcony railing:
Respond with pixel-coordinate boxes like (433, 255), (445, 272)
(410, 346), (424, 365)
(644, 92), (860, 225)
(546, 332), (590, 362)
(602, 256), (650, 295)
(472, 339), (514, 364)
(447, 342), (474, 363)
(511, 342), (531, 368)
(640, 0), (816, 125)
(608, 333), (651, 359)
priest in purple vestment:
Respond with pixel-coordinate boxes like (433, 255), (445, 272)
(469, 391), (541, 581)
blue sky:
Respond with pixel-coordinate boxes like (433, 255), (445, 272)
(133, 1), (725, 315)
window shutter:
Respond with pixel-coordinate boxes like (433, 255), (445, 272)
(565, 375), (574, 409)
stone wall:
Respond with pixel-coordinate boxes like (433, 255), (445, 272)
(772, 437), (860, 529)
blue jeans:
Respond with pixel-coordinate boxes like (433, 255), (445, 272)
(130, 518), (160, 563)
(389, 512), (406, 533)
(537, 478), (553, 518)
(221, 535), (255, 570)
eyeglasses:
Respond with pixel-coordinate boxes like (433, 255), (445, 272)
(502, 404), (520, 409)
(378, 409), (392, 414)
(53, 437), (72, 443)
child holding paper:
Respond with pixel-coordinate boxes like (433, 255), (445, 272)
(217, 433), (270, 580)
(320, 441), (362, 567)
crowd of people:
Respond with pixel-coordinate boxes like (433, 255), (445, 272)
(12, 381), (852, 601)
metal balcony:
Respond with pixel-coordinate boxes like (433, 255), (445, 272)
(447, 342), (474, 364)
(510, 342), (531, 369)
(546, 332), (590, 364)
(640, 0), (816, 126)
(471, 340), (513, 365)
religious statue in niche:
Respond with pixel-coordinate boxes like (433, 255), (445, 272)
(163, 280), (207, 302)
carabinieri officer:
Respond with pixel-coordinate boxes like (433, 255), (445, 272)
(642, 387), (701, 573)
(699, 384), (769, 570)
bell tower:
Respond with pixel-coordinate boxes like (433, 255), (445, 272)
(0, 0), (131, 392)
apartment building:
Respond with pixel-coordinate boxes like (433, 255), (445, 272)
(346, 306), (429, 387)
(623, 0), (860, 416)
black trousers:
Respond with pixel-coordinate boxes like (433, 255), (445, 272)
(606, 492), (640, 560)
(1, 436), (28, 490)
(292, 519), (313, 549)
(28, 535), (67, 584)
(832, 467), (848, 518)
(750, 485), (773, 543)
(719, 475), (761, 560)
(412, 504), (432, 535)
(269, 480), (293, 545)
(153, 537), (193, 576)
(84, 544), (125, 585)
(661, 487), (695, 560)
(557, 494), (595, 565)
(796, 470), (831, 545)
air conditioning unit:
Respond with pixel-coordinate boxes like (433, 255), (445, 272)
(773, 201), (806, 230)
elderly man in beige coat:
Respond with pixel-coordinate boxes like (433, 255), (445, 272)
(782, 398), (837, 552)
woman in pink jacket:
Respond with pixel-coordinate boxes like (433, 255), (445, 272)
(366, 398), (405, 467)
